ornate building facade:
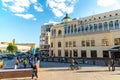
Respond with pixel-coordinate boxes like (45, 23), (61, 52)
(49, 9), (120, 58)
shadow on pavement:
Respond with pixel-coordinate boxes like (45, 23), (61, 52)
(76, 70), (109, 73)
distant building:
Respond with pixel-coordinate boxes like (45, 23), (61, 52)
(0, 39), (36, 53)
(39, 23), (56, 55)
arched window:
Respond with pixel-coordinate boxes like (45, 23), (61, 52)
(65, 27), (67, 34)
(85, 26), (88, 32)
(54, 29), (56, 36)
(58, 30), (62, 36)
(51, 30), (54, 36)
(68, 26), (70, 34)
(104, 22), (108, 31)
(109, 21), (114, 30)
(71, 24), (73, 33)
(81, 26), (84, 32)
(78, 27), (80, 32)
(74, 26), (77, 33)
(94, 24), (97, 31)
(58, 42), (61, 47)
(115, 20), (119, 29)
(99, 23), (102, 31)
(89, 24), (93, 32)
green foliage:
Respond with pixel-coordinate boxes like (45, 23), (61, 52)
(7, 43), (18, 53)
(36, 48), (39, 52)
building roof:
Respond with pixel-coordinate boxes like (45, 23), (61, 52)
(62, 13), (71, 20)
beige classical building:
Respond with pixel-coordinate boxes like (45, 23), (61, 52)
(49, 9), (120, 58)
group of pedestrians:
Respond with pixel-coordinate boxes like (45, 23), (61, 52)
(15, 55), (40, 79)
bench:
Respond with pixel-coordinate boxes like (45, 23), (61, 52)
(0, 68), (32, 79)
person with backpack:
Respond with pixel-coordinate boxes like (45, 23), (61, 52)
(23, 58), (27, 68)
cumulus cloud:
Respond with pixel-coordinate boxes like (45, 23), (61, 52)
(46, 0), (77, 17)
(1, 0), (43, 20)
(15, 13), (36, 20)
(34, 3), (43, 12)
(44, 20), (58, 25)
(97, 0), (118, 7)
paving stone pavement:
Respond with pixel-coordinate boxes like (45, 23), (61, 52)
(1, 62), (120, 80)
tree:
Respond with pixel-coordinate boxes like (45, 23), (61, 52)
(7, 43), (18, 53)
(36, 48), (40, 52)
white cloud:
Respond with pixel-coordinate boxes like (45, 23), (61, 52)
(15, 13), (35, 20)
(97, 0), (119, 7)
(44, 20), (58, 25)
(1, 0), (43, 20)
(34, 3), (43, 12)
(97, 0), (120, 11)
(46, 0), (77, 17)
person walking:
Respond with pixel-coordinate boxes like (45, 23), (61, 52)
(23, 58), (27, 68)
(107, 59), (112, 71)
(32, 64), (38, 79)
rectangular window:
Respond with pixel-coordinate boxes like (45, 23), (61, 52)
(73, 41), (76, 47)
(81, 40), (85, 47)
(86, 40), (90, 46)
(102, 39), (109, 46)
(58, 50), (61, 57)
(114, 38), (120, 45)
(91, 40), (95, 46)
(65, 42), (68, 47)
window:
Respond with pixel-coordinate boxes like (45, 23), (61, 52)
(94, 18), (96, 20)
(103, 51), (109, 58)
(74, 26), (77, 33)
(89, 19), (91, 21)
(65, 27), (67, 34)
(81, 50), (86, 58)
(89, 24), (93, 31)
(81, 40), (85, 47)
(58, 30), (62, 36)
(68, 26), (70, 34)
(78, 27), (80, 32)
(86, 40), (90, 46)
(65, 50), (68, 57)
(91, 40), (95, 46)
(91, 50), (97, 58)
(51, 42), (53, 47)
(71, 25), (73, 33)
(104, 16), (106, 18)
(102, 39), (109, 46)
(104, 22), (108, 31)
(58, 50), (61, 57)
(51, 50), (53, 56)
(94, 24), (97, 31)
(81, 26), (84, 32)
(54, 29), (56, 36)
(109, 21), (114, 30)
(73, 50), (78, 57)
(58, 42), (61, 47)
(69, 41), (72, 47)
(115, 20), (119, 29)
(115, 13), (118, 16)
(109, 15), (112, 17)
(73, 41), (76, 47)
(99, 17), (101, 19)
(99, 23), (102, 31)
(85, 26), (88, 32)
(114, 38), (120, 45)
(65, 42), (68, 47)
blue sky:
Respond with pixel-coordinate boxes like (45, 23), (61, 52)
(0, 0), (120, 47)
